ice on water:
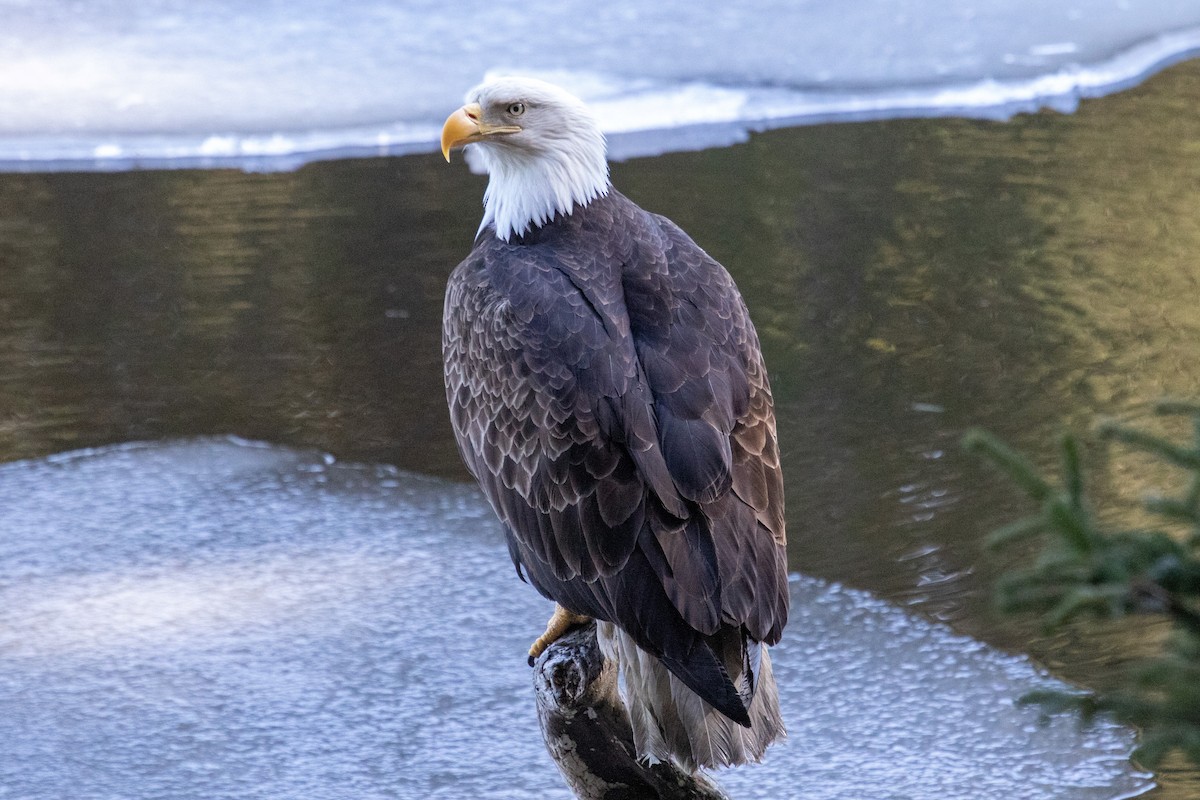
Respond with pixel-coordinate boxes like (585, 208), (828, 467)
(1, 0), (1199, 169)
(0, 439), (1152, 799)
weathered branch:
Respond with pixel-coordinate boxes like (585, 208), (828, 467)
(533, 622), (731, 800)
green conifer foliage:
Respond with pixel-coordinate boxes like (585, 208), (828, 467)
(964, 401), (1200, 768)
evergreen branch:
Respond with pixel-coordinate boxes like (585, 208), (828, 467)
(962, 428), (1053, 503)
(1143, 496), (1200, 525)
(1045, 497), (1093, 554)
(1096, 420), (1200, 471)
(984, 515), (1045, 549)
(1131, 580), (1200, 635)
(1045, 585), (1128, 627)
(964, 405), (1200, 771)
(1154, 400), (1200, 417)
(1185, 477), (1200, 525)
(1061, 434), (1084, 511)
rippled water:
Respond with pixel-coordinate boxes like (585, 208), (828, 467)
(2, 57), (1200, 798)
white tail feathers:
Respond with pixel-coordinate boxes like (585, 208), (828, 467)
(597, 622), (785, 773)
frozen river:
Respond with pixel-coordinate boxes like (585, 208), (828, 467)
(0, 439), (1151, 799)
(1, 0), (1199, 169)
(2, 3), (1199, 797)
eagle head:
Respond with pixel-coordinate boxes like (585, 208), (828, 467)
(441, 77), (610, 242)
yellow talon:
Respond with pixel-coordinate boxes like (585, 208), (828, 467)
(528, 604), (592, 665)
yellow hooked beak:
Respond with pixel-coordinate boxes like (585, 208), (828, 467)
(440, 102), (522, 161)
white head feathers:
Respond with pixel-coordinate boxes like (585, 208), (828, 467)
(462, 77), (610, 242)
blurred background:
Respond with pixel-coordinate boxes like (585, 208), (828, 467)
(2, 2), (1200, 798)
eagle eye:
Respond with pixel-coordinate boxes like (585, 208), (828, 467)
(506, 102), (526, 117)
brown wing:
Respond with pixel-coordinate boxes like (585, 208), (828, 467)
(442, 191), (787, 719)
(631, 211), (787, 645)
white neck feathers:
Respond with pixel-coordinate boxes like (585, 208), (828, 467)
(477, 144), (610, 241)
(463, 78), (611, 242)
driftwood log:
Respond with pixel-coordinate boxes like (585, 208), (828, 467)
(533, 622), (731, 800)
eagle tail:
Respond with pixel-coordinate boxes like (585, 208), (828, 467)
(598, 622), (785, 772)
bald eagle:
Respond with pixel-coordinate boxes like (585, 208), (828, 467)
(440, 77), (787, 771)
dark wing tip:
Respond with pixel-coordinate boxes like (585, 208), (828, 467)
(659, 646), (752, 728)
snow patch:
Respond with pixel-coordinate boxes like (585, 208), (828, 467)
(0, 439), (1154, 799)
(0, 1), (1197, 171)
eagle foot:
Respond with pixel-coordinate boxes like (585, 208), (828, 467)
(528, 604), (593, 667)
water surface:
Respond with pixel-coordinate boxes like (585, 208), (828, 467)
(2, 56), (1200, 798)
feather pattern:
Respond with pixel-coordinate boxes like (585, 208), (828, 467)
(598, 622), (784, 772)
(442, 78), (786, 772)
(444, 189), (787, 769)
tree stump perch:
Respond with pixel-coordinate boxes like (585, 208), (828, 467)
(533, 622), (731, 800)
